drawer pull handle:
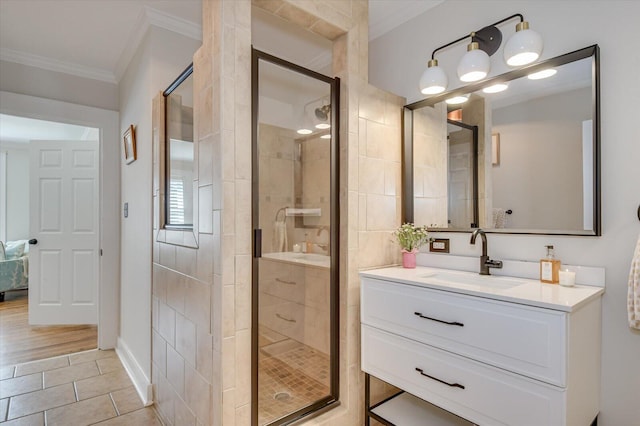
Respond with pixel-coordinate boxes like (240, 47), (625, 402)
(275, 278), (296, 286)
(415, 368), (465, 389)
(276, 313), (296, 323)
(414, 312), (464, 327)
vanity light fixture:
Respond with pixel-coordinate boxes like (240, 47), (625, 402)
(504, 21), (543, 66)
(445, 94), (470, 105)
(483, 83), (509, 93)
(419, 13), (543, 95)
(528, 68), (557, 80)
(419, 59), (448, 95)
(458, 41), (491, 82)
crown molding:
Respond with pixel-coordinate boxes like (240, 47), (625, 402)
(0, 47), (117, 84)
(114, 6), (202, 83)
(1, 6), (201, 85)
(113, 7), (151, 82)
(145, 6), (202, 41)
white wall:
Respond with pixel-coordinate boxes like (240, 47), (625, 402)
(118, 25), (200, 385)
(492, 87), (591, 230)
(369, 1), (640, 424)
(0, 145), (29, 240)
(0, 90), (121, 349)
(0, 60), (119, 111)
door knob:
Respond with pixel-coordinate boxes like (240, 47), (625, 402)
(28, 239), (38, 245)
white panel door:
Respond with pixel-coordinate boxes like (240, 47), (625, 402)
(29, 140), (99, 324)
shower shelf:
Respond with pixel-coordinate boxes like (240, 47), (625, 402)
(285, 208), (321, 217)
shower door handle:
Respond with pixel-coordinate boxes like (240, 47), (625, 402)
(253, 229), (262, 258)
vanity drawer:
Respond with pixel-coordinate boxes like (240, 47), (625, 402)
(259, 260), (305, 304)
(362, 325), (565, 426)
(361, 277), (566, 386)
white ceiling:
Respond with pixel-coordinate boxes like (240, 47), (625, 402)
(0, 1), (444, 140)
(0, 0), (203, 83)
(0, 0), (442, 84)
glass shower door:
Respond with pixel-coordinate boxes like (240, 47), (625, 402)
(252, 49), (339, 425)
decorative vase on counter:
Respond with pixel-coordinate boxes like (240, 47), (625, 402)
(402, 250), (418, 269)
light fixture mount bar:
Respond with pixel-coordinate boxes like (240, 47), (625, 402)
(430, 13), (524, 60)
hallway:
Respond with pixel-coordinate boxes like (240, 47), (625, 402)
(0, 349), (162, 425)
(0, 291), (97, 367)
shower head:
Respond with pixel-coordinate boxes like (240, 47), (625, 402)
(314, 104), (331, 121)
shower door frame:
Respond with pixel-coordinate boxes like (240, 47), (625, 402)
(251, 47), (340, 426)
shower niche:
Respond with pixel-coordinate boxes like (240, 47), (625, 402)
(251, 49), (339, 425)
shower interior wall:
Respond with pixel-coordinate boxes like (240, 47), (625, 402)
(151, 0), (406, 424)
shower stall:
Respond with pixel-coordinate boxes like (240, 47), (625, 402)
(251, 48), (339, 425)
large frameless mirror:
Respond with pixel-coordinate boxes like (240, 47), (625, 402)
(403, 45), (600, 235)
(164, 65), (194, 229)
(251, 48), (339, 426)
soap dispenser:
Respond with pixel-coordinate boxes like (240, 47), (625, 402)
(540, 245), (561, 284)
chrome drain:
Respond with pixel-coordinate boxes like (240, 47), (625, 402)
(274, 391), (291, 402)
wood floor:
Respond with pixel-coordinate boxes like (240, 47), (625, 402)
(0, 290), (97, 367)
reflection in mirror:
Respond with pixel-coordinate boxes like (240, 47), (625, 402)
(405, 45), (600, 235)
(164, 65), (194, 228)
(253, 50), (339, 425)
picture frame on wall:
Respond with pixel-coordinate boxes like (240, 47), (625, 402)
(123, 125), (137, 164)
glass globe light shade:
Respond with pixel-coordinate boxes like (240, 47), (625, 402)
(419, 59), (448, 95)
(504, 21), (543, 66)
(457, 42), (490, 82)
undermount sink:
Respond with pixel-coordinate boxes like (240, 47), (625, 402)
(420, 271), (525, 290)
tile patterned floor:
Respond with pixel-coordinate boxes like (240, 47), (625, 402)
(0, 349), (163, 425)
(258, 338), (330, 425)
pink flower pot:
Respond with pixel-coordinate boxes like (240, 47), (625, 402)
(402, 250), (417, 269)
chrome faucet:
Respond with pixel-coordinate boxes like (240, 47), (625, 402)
(470, 229), (503, 275)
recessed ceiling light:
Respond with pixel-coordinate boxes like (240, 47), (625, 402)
(297, 128), (312, 135)
(528, 69), (557, 80)
(320, 134), (331, 139)
(483, 83), (509, 94)
(315, 123), (330, 130)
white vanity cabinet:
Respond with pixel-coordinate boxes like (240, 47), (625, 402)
(360, 267), (604, 426)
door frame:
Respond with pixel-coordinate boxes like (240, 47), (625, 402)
(0, 91), (120, 349)
(251, 48), (340, 425)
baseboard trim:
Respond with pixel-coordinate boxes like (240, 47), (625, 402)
(116, 337), (154, 406)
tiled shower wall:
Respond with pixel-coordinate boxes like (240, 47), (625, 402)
(152, 1), (406, 424)
(258, 123), (296, 253)
(464, 96), (492, 228)
(413, 103), (448, 228)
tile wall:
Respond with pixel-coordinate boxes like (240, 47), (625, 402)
(413, 103), (448, 228)
(151, 1), (406, 424)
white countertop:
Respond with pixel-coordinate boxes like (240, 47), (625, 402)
(360, 266), (604, 312)
(262, 252), (330, 269)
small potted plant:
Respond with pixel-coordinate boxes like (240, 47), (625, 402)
(394, 223), (430, 268)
